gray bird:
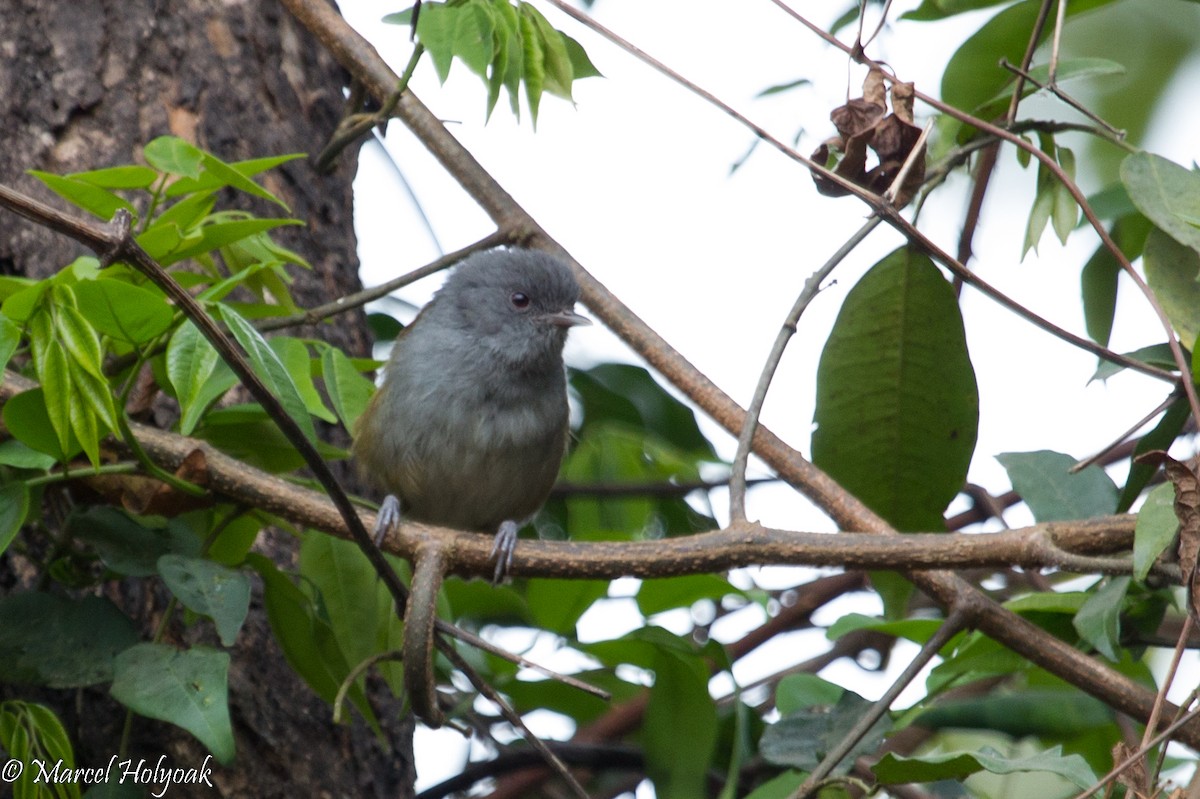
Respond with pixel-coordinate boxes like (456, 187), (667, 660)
(353, 248), (590, 581)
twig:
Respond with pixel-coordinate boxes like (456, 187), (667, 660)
(1000, 59), (1125, 138)
(256, 231), (510, 332)
(730, 216), (882, 521)
(1070, 702), (1200, 799)
(1070, 393), (1178, 473)
(791, 609), (969, 798)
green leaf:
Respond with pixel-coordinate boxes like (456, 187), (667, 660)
(1134, 483), (1179, 581)
(1051, 147), (1079, 244)
(218, 304), (317, 442)
(36, 338), (73, 459)
(143, 136), (205, 178)
(0, 312), (20, 372)
(996, 450), (1117, 522)
(913, 689), (1114, 737)
(873, 745), (1095, 789)
(247, 554), (378, 727)
(1073, 576), (1130, 661)
(518, 8), (545, 124)
(157, 555), (251, 647)
(1092, 343), (1180, 382)
(72, 278), (174, 345)
(110, 644), (235, 765)
(526, 578), (608, 635)
(1121, 151), (1200, 252)
(760, 690), (888, 774)
(903, 0), (1013, 21)
(167, 320), (238, 435)
(756, 78), (810, 97)
(69, 506), (200, 576)
(1081, 232), (1121, 348)
(321, 346), (375, 430)
(28, 171), (135, 220)
(69, 164), (159, 189)
(298, 532), (406, 693)
(0, 439), (57, 470)
(1143, 226), (1200, 351)
(644, 645), (717, 799)
(1023, 164), (1056, 256)
(742, 771), (806, 799)
(164, 153), (305, 197)
(0, 483), (29, 558)
(812, 247), (979, 531)
(775, 674), (845, 716)
(570, 363), (716, 460)
(195, 405), (343, 473)
(635, 574), (743, 617)
(0, 593), (139, 687)
(522, 3), (572, 99)
(2, 388), (80, 461)
(162, 218), (302, 264)
(270, 337), (336, 423)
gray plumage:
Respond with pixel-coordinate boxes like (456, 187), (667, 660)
(354, 248), (588, 574)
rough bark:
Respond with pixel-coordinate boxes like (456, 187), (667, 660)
(0, 1), (413, 795)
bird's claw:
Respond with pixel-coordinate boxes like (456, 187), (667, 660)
(375, 494), (402, 547)
(490, 520), (520, 584)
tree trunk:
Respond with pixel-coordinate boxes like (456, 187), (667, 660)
(0, 1), (413, 795)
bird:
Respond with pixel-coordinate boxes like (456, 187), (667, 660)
(353, 247), (590, 582)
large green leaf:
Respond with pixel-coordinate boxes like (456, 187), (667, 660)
(760, 690), (888, 774)
(0, 594), (139, 688)
(1133, 483), (1178, 581)
(812, 247), (979, 531)
(643, 641), (717, 799)
(157, 555), (252, 647)
(110, 644), (235, 764)
(72, 278), (174, 345)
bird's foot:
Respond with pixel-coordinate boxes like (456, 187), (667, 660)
(375, 494), (402, 547)
(489, 520), (520, 584)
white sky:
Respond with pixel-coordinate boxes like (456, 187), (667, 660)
(337, 0), (1200, 791)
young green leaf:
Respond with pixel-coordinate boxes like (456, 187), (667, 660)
(270, 337), (336, 424)
(321, 345), (375, 430)
(69, 164), (159, 189)
(28, 171), (135, 219)
(1143, 227), (1200, 350)
(143, 135), (205, 178)
(0, 483), (29, 558)
(1121, 151), (1200, 252)
(72, 278), (175, 345)
(0, 312), (19, 372)
(1133, 483), (1179, 580)
(168, 321), (221, 434)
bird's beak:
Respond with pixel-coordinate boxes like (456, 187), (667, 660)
(545, 309), (592, 328)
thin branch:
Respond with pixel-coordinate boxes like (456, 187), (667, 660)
(730, 216), (882, 521)
(256, 231), (510, 332)
(1070, 392), (1178, 473)
(1070, 702), (1200, 799)
(792, 609), (969, 799)
(1000, 58), (1125, 138)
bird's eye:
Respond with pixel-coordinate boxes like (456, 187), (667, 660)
(510, 291), (531, 310)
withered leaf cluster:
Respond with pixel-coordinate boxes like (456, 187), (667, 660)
(812, 67), (925, 207)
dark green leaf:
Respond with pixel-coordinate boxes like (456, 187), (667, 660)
(1081, 232), (1121, 348)
(69, 506), (200, 577)
(1121, 151), (1200, 252)
(0, 312), (20, 372)
(526, 578), (608, 634)
(157, 555), (251, 647)
(1143, 227), (1200, 350)
(0, 483), (29, 557)
(2, 388), (80, 461)
(644, 645), (716, 799)
(873, 745), (1095, 789)
(570, 363), (716, 459)
(195, 405), (344, 472)
(1091, 343), (1179, 382)
(1134, 483), (1179, 581)
(812, 247), (979, 531)
(1118, 396), (1189, 512)
(742, 771), (806, 799)
(775, 673), (844, 716)
(756, 78), (811, 97)
(0, 593), (139, 687)
(247, 554), (378, 727)
(760, 690), (887, 774)
(635, 574), (743, 616)
(903, 0), (1013, 21)
(298, 533), (405, 693)
(0, 439), (57, 470)
(996, 450), (1117, 522)
(110, 644), (235, 764)
(1074, 576), (1130, 661)
(913, 689), (1115, 737)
